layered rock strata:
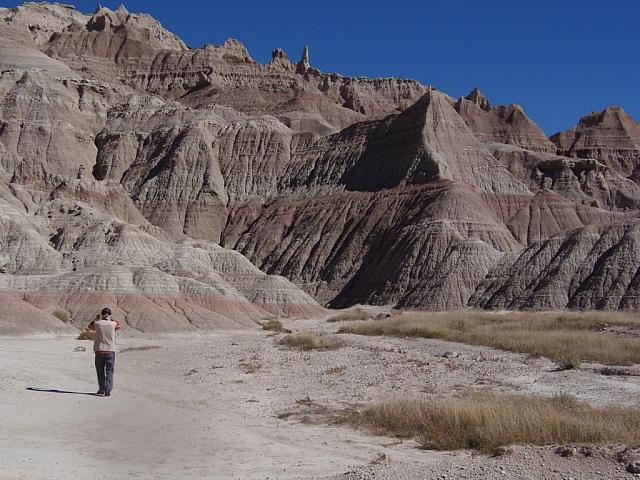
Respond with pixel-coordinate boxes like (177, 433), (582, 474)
(551, 106), (640, 178)
(1, 3), (640, 335)
(454, 88), (556, 153)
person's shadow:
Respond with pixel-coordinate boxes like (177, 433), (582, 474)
(27, 387), (98, 396)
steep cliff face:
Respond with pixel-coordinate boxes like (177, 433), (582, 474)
(93, 96), (230, 241)
(487, 143), (640, 211)
(454, 88), (556, 154)
(44, 4), (187, 59)
(470, 221), (640, 310)
(1, 2), (640, 332)
(550, 106), (640, 178)
(0, 178), (325, 333)
(226, 90), (529, 198)
(14, 4), (427, 134)
(0, 5), (328, 333)
(0, 3), (89, 46)
(0, 68), (112, 184)
(223, 182), (522, 305)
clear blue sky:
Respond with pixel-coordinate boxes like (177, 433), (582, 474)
(8, 0), (640, 134)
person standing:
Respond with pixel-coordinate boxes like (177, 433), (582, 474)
(87, 307), (121, 397)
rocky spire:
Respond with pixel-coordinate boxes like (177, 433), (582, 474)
(88, 3), (130, 31)
(466, 87), (492, 111)
(116, 4), (130, 17)
(296, 45), (310, 74)
(270, 48), (292, 69)
(272, 48), (287, 61)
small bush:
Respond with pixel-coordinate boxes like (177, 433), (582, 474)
(261, 319), (291, 333)
(0, 254), (8, 273)
(278, 332), (343, 351)
(77, 329), (95, 341)
(351, 392), (640, 453)
(52, 308), (70, 323)
(327, 307), (370, 323)
(557, 353), (581, 370)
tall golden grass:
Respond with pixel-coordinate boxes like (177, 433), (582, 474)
(355, 392), (640, 453)
(338, 311), (640, 365)
(278, 332), (343, 351)
(261, 319), (291, 333)
(327, 307), (370, 323)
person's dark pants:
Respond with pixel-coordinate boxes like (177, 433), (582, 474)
(95, 352), (115, 393)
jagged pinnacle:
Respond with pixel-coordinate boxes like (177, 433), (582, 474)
(296, 45), (310, 74)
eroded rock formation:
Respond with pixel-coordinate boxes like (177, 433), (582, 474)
(454, 88), (556, 153)
(551, 106), (640, 178)
(1, 3), (639, 333)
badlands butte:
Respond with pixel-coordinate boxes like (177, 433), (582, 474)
(1, 2), (640, 334)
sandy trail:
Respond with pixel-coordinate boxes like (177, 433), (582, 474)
(0, 334), (396, 479)
(1, 319), (638, 479)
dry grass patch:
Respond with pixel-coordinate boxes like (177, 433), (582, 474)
(261, 319), (291, 333)
(278, 331), (343, 351)
(327, 307), (370, 323)
(352, 392), (640, 453)
(77, 329), (95, 341)
(119, 346), (161, 354)
(52, 308), (70, 323)
(239, 354), (263, 373)
(339, 311), (640, 365)
(325, 365), (347, 375)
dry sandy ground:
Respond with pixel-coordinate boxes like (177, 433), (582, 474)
(1, 317), (639, 479)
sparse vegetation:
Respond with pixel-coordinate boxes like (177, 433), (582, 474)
(350, 392), (640, 453)
(327, 307), (370, 323)
(403, 357), (429, 368)
(370, 453), (387, 465)
(278, 331), (343, 351)
(555, 353), (581, 371)
(598, 366), (640, 377)
(77, 329), (95, 341)
(261, 319), (291, 333)
(119, 346), (162, 354)
(52, 308), (70, 323)
(0, 254), (8, 273)
(325, 365), (347, 375)
(338, 311), (640, 365)
(239, 354), (263, 373)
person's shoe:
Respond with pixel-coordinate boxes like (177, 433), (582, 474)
(104, 391), (111, 397)
(96, 390), (105, 396)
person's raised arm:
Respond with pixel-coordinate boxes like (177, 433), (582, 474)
(87, 314), (100, 332)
